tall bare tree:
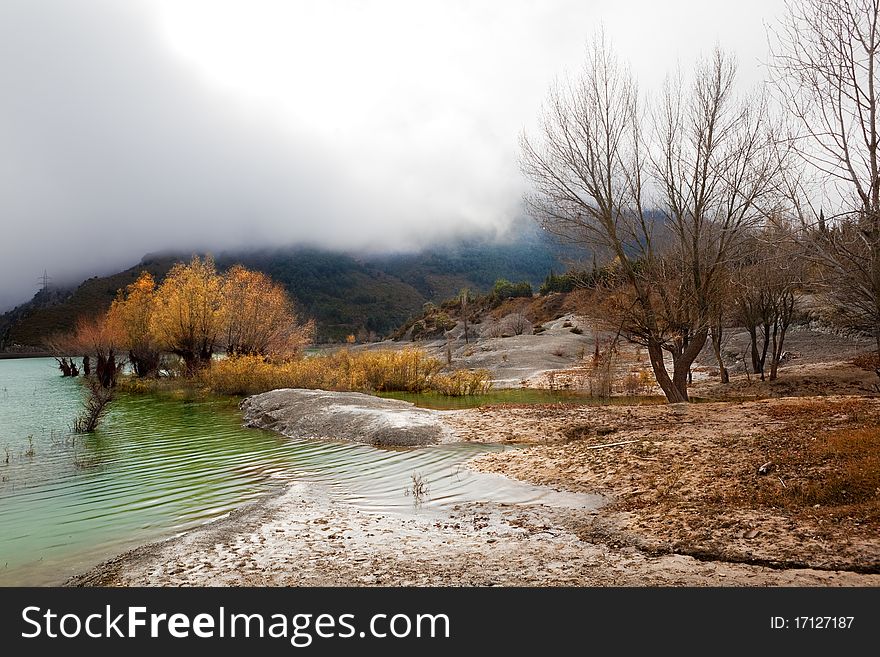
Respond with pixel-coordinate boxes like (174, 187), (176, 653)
(731, 221), (803, 380)
(771, 0), (880, 361)
(521, 38), (779, 402)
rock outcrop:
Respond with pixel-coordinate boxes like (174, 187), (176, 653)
(240, 388), (451, 447)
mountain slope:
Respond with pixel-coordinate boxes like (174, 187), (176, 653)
(1, 235), (566, 347)
(0, 255), (180, 349)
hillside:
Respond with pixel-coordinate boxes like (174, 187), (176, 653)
(0, 234), (566, 347)
(0, 255), (180, 350)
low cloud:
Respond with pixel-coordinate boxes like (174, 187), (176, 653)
(0, 0), (782, 309)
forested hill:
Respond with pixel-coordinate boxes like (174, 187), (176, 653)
(0, 232), (566, 346)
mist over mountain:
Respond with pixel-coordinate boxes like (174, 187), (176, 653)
(0, 227), (571, 346)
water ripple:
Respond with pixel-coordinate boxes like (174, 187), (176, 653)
(0, 359), (596, 586)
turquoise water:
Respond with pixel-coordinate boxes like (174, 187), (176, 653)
(0, 359), (592, 585)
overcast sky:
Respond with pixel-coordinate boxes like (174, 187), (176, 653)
(0, 0), (786, 310)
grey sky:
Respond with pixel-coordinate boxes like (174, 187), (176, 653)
(0, 0), (785, 310)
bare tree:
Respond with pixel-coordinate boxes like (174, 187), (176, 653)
(459, 288), (471, 345)
(708, 274), (734, 384)
(501, 313), (533, 336)
(521, 38), (779, 402)
(731, 221), (803, 380)
(770, 0), (880, 361)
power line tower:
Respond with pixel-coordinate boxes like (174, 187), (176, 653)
(38, 269), (51, 291)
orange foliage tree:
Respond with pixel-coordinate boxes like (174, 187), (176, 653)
(110, 256), (314, 376)
(106, 272), (161, 377)
(222, 265), (314, 358)
(69, 315), (124, 387)
(149, 256), (226, 373)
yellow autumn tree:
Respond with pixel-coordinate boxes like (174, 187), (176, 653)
(106, 271), (161, 377)
(149, 255), (225, 373)
(222, 265), (313, 357)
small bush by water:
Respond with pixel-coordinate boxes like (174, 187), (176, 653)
(73, 379), (113, 433)
(405, 471), (430, 506)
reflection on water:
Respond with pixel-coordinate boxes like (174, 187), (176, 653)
(0, 359), (599, 585)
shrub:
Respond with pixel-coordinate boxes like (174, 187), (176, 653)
(500, 313), (533, 336)
(539, 265), (619, 295)
(73, 378), (113, 433)
(491, 279), (533, 302)
(196, 349), (489, 397)
(480, 322), (505, 338)
(621, 369), (653, 395)
(431, 369), (492, 396)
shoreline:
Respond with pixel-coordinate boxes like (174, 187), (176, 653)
(68, 392), (880, 586)
(0, 351), (52, 360)
(66, 477), (879, 587)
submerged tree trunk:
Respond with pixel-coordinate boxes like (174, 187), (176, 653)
(129, 348), (160, 378)
(95, 350), (119, 388)
(56, 357), (79, 377)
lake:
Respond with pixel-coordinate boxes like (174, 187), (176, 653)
(0, 358), (594, 585)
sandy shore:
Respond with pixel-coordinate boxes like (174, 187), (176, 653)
(69, 479), (878, 587)
(69, 392), (879, 587)
(68, 324), (880, 587)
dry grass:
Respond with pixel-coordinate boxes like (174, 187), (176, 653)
(851, 351), (880, 371)
(470, 397), (880, 569)
(748, 399), (880, 519)
(194, 349), (491, 397)
(430, 369), (492, 396)
(783, 426), (880, 507)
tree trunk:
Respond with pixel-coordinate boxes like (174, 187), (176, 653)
(57, 358), (71, 377)
(710, 324), (729, 383)
(674, 327), (709, 401)
(199, 346), (213, 368)
(646, 329), (708, 403)
(748, 325), (760, 376)
(179, 351), (198, 375)
(95, 350), (117, 388)
(769, 322), (788, 381)
(760, 322), (771, 381)
(646, 341), (686, 402)
(130, 348), (160, 378)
